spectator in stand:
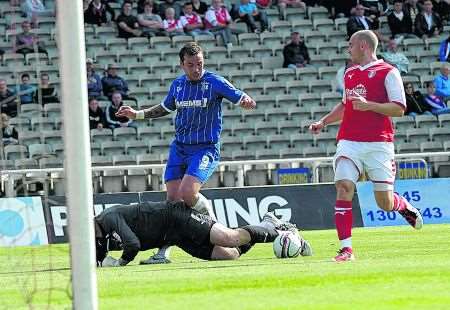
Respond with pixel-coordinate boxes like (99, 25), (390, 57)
(89, 97), (107, 130)
(138, 1), (166, 37)
(159, 0), (182, 19)
(180, 2), (213, 36)
(404, 82), (432, 116)
(163, 7), (185, 36)
(86, 58), (106, 100)
(34, 73), (59, 105)
(424, 81), (450, 115)
(433, 63), (450, 100)
(16, 73), (36, 105)
(346, 4), (382, 39)
(14, 21), (48, 57)
(282, 31), (310, 69)
(0, 79), (18, 118)
(205, 0), (234, 47)
(105, 92), (137, 129)
(192, 0), (208, 17)
(404, 0), (422, 24)
(84, 0), (116, 26)
(102, 64), (137, 103)
(414, 0), (442, 39)
(116, 1), (143, 39)
(1, 113), (19, 146)
(439, 35), (450, 62)
(138, 0), (159, 14)
(238, 0), (268, 33)
(432, 0), (450, 24)
(387, 0), (415, 41)
(380, 39), (410, 75)
(278, 0), (305, 19)
(21, 0), (54, 27)
(10, 0), (21, 6)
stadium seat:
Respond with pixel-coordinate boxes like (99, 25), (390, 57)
(284, 7), (307, 22)
(15, 158), (39, 170)
(416, 50), (438, 63)
(4, 144), (28, 160)
(308, 6), (329, 20)
(420, 141), (443, 152)
(38, 157), (61, 169)
(160, 47), (180, 63)
(125, 140), (150, 155)
(242, 135), (267, 151)
(232, 149), (255, 160)
(414, 114), (438, 128)
(245, 169), (268, 186)
(228, 46), (251, 59)
(290, 132), (315, 149)
(270, 20), (292, 34)
(240, 57), (262, 71)
(102, 170), (125, 193)
(228, 70), (252, 84)
(408, 62), (430, 76)
(286, 80), (309, 94)
(240, 82), (263, 97)
(117, 50), (140, 65)
(273, 68), (296, 83)
(304, 30), (327, 46)
(396, 142), (421, 153)
(279, 148), (303, 158)
(150, 36), (172, 51)
(238, 33), (260, 48)
(430, 127), (450, 143)
(313, 18), (334, 32)
(43, 103), (61, 118)
(314, 41), (339, 56)
(402, 37), (426, 53)
(171, 35), (193, 49)
(278, 120), (301, 134)
(20, 104), (42, 118)
(28, 143), (54, 159)
(406, 127), (430, 143)
(127, 37), (150, 51)
(137, 153), (162, 164)
(334, 17), (348, 32)
(276, 94), (298, 107)
(194, 34), (216, 49)
(203, 171), (221, 188)
(299, 93), (321, 106)
(252, 69), (274, 83)
(255, 148), (279, 159)
(393, 116), (415, 132)
(218, 58), (240, 72)
(113, 127), (137, 142)
(113, 154), (137, 166)
(263, 81), (286, 96)
(140, 50), (161, 64)
(101, 141), (126, 156)
(310, 105), (331, 119)
(309, 54), (329, 67)
(296, 66), (319, 80)
(314, 131), (336, 148)
(267, 134), (290, 150)
(309, 80), (333, 93)
(90, 128), (113, 144)
(126, 168), (148, 192)
(264, 106), (289, 122)
(94, 50), (117, 65)
(19, 131), (42, 145)
(250, 45), (273, 59)
(437, 164), (450, 177)
(9, 117), (30, 130)
(205, 46), (228, 61)
(262, 56), (283, 70)
(438, 114), (450, 127)
(139, 73), (161, 88)
(303, 145), (327, 157)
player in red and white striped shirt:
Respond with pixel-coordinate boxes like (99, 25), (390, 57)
(309, 30), (423, 262)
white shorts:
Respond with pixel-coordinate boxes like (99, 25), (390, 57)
(333, 140), (396, 191)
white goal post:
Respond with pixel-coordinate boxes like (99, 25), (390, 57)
(56, 0), (98, 309)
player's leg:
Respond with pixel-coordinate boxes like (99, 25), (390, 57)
(143, 142), (185, 264)
(332, 142), (362, 262)
(209, 222), (279, 247)
(210, 246), (240, 260)
(367, 143), (423, 229)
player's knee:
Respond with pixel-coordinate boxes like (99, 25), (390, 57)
(335, 180), (355, 200)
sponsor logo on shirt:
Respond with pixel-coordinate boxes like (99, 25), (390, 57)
(175, 98), (208, 108)
(346, 83), (367, 99)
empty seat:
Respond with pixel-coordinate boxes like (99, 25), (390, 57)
(90, 128), (113, 144)
(303, 146), (327, 157)
(430, 127), (450, 143)
(113, 154), (137, 166)
(4, 144), (28, 160)
(406, 127), (430, 143)
(126, 168), (149, 192)
(125, 140), (150, 155)
(19, 131), (42, 145)
(113, 127), (137, 142)
(414, 114), (438, 128)
(28, 143), (54, 159)
(396, 142), (420, 153)
(15, 158), (39, 169)
(102, 170), (124, 193)
(101, 141), (126, 156)
(245, 169), (268, 186)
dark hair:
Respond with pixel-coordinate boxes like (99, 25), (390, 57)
(425, 81), (434, 88)
(21, 73), (30, 80)
(394, 0), (403, 4)
(179, 42), (203, 63)
(122, 1), (133, 9)
(183, 2), (193, 8)
(88, 97), (98, 103)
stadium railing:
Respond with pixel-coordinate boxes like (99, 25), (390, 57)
(1, 151), (449, 197)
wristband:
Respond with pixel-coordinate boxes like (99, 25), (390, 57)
(136, 110), (145, 120)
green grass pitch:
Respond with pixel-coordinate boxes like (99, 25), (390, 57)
(1, 224), (450, 310)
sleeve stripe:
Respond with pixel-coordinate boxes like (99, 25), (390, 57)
(160, 101), (175, 112)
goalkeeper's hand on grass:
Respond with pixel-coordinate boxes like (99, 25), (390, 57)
(101, 256), (128, 267)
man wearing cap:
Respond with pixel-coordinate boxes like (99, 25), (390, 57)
(282, 31), (310, 69)
(101, 63), (137, 103)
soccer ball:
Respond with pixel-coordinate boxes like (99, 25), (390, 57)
(273, 232), (302, 258)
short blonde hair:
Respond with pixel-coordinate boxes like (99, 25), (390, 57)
(353, 30), (378, 52)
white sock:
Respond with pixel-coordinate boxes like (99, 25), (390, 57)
(155, 245), (172, 259)
(193, 192), (217, 221)
(340, 237), (352, 249)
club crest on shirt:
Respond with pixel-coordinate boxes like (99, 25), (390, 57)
(347, 73), (354, 79)
(199, 155), (210, 170)
(201, 80), (209, 92)
(176, 86), (182, 93)
(368, 70), (376, 78)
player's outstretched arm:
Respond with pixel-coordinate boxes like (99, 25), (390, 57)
(309, 102), (344, 134)
(239, 94), (256, 110)
(116, 104), (170, 120)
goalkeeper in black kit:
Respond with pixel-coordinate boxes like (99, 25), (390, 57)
(95, 200), (313, 267)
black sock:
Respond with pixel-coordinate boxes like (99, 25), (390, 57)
(237, 243), (255, 256)
(241, 225), (278, 243)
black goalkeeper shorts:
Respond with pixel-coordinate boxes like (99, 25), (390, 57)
(166, 202), (216, 260)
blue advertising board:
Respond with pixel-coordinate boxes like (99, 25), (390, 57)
(357, 178), (450, 227)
